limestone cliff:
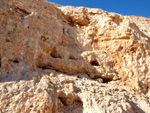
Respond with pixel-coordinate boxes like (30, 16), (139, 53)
(0, 0), (150, 112)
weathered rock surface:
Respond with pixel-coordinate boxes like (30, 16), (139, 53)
(0, 0), (150, 112)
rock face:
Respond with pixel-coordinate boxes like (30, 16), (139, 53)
(0, 0), (150, 112)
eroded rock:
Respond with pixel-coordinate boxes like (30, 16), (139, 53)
(0, 0), (150, 112)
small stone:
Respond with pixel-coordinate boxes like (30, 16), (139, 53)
(50, 72), (55, 77)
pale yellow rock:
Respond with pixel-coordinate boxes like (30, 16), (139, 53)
(0, 0), (150, 113)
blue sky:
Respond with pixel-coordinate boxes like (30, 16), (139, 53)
(47, 0), (150, 18)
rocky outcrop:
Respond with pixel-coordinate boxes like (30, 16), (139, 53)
(0, 0), (150, 112)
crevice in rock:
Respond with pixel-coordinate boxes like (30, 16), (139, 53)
(13, 60), (19, 63)
(50, 52), (62, 58)
(101, 37), (130, 42)
(58, 95), (83, 112)
(102, 78), (112, 83)
(50, 47), (62, 59)
(58, 97), (67, 106)
(130, 47), (137, 53)
(37, 65), (53, 70)
(29, 105), (33, 108)
(68, 17), (75, 26)
(41, 35), (48, 42)
(92, 76), (113, 83)
(90, 60), (99, 66)
(37, 64), (69, 74)
(15, 7), (30, 16)
(69, 55), (76, 60)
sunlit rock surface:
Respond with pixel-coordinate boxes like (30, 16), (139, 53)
(0, 0), (150, 112)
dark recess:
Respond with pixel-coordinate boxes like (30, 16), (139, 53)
(103, 78), (112, 83)
(50, 48), (62, 59)
(58, 96), (83, 107)
(15, 7), (30, 15)
(90, 60), (99, 66)
(58, 97), (67, 106)
(37, 65), (52, 70)
(69, 55), (76, 60)
(13, 60), (19, 63)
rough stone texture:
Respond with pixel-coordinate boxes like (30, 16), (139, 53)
(0, 0), (150, 112)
